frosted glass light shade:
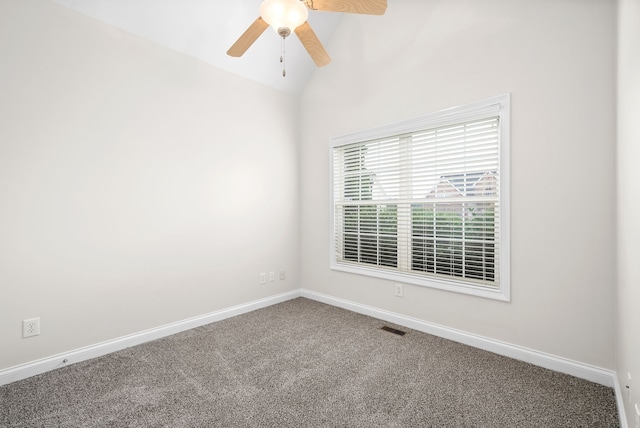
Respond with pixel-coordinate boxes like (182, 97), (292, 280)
(260, 0), (308, 33)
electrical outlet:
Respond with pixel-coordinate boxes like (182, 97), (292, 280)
(269, 271), (275, 282)
(22, 318), (40, 338)
(279, 270), (286, 280)
(259, 273), (267, 285)
(395, 283), (403, 297)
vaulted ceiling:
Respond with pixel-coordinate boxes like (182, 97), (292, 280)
(51, 0), (342, 95)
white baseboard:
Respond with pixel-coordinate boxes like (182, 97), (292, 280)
(614, 374), (630, 428)
(301, 289), (617, 388)
(0, 290), (301, 386)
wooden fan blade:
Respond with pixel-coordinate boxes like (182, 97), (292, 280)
(304, 0), (387, 15)
(295, 21), (331, 67)
(227, 17), (269, 57)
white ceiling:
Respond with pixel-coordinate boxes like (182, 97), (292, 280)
(50, 0), (342, 95)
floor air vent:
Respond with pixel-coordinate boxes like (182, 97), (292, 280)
(380, 326), (406, 336)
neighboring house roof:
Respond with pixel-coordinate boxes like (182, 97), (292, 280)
(426, 171), (497, 198)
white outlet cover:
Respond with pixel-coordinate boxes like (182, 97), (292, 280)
(395, 283), (403, 297)
(22, 318), (40, 338)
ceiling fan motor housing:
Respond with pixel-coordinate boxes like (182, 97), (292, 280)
(277, 27), (292, 38)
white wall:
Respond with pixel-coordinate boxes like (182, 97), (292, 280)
(300, 0), (617, 368)
(617, 0), (640, 424)
(0, 1), (299, 370)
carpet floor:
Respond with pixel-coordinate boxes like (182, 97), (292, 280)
(0, 298), (619, 427)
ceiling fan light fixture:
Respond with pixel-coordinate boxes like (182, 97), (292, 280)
(260, 0), (308, 36)
(229, 0), (388, 70)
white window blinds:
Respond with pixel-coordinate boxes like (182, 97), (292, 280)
(330, 95), (510, 300)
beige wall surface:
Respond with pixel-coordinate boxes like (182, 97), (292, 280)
(0, 1), (300, 370)
(617, 0), (640, 425)
(0, 0), (624, 384)
(300, 0), (617, 369)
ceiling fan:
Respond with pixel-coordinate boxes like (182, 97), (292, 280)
(227, 0), (387, 70)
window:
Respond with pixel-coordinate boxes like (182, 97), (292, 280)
(330, 94), (510, 301)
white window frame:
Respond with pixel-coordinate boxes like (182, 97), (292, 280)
(329, 94), (511, 301)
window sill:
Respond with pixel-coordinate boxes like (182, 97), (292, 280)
(330, 261), (510, 302)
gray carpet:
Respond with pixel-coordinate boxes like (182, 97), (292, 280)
(0, 298), (619, 427)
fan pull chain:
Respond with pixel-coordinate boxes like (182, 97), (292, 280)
(280, 35), (286, 77)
